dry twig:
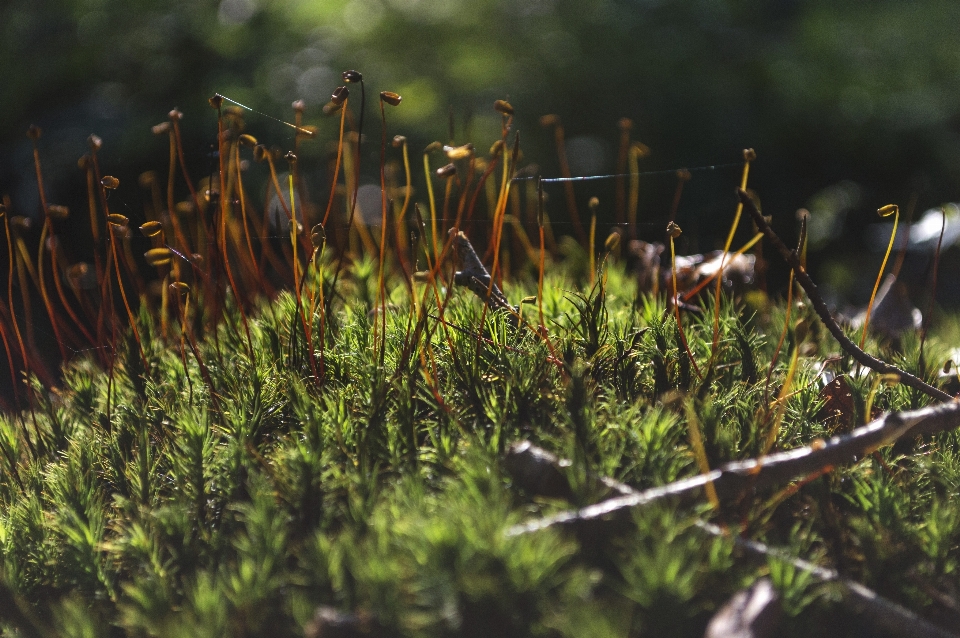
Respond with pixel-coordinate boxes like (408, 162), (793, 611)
(505, 441), (960, 638)
(451, 231), (514, 312)
(508, 400), (960, 534)
(737, 188), (951, 403)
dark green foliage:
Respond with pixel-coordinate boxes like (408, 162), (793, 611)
(0, 257), (957, 638)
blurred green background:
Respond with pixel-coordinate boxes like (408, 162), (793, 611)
(2, 0), (960, 303)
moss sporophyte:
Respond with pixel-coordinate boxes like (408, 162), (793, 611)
(0, 79), (957, 638)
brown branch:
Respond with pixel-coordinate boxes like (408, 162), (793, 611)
(451, 231), (514, 312)
(696, 521), (960, 638)
(506, 441), (960, 638)
(507, 399), (960, 535)
(737, 188), (951, 403)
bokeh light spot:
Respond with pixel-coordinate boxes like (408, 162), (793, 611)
(219, 0), (257, 25)
(389, 78), (439, 126)
(297, 66), (335, 105)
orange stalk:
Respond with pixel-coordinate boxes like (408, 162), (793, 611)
(3, 203), (29, 408)
(107, 219), (146, 368)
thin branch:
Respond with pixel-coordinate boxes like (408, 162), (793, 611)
(505, 441), (960, 638)
(737, 188), (951, 403)
(696, 521), (960, 638)
(451, 231), (514, 312)
(507, 399), (960, 535)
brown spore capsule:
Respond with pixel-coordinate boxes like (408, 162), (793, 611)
(10, 217), (31, 233)
(145, 247), (173, 267)
(170, 281), (190, 297)
(47, 205), (69, 219)
(494, 99), (514, 115)
(605, 230), (621, 252)
(106, 213), (129, 226)
(67, 263), (92, 290)
(26, 125), (42, 140)
(436, 163), (457, 178)
(101, 176), (120, 190)
(138, 171), (156, 188)
(379, 91), (402, 106)
(175, 201), (195, 216)
(139, 221), (163, 237)
(331, 86), (349, 106)
(342, 70), (363, 83)
(444, 143), (474, 160)
(311, 223), (326, 252)
(877, 204), (898, 218)
(539, 114), (560, 127)
(209, 94), (224, 109)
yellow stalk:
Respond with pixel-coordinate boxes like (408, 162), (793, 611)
(504, 215), (538, 263)
(765, 268), (795, 400)
(628, 143), (647, 236)
(289, 174), (299, 286)
(713, 149), (755, 356)
(589, 212), (597, 286)
(684, 401), (719, 509)
(763, 345), (798, 456)
(864, 373), (900, 424)
(423, 152), (438, 256)
(398, 138), (413, 220)
(860, 204), (899, 349)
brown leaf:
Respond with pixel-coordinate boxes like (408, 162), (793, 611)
(817, 375), (855, 434)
